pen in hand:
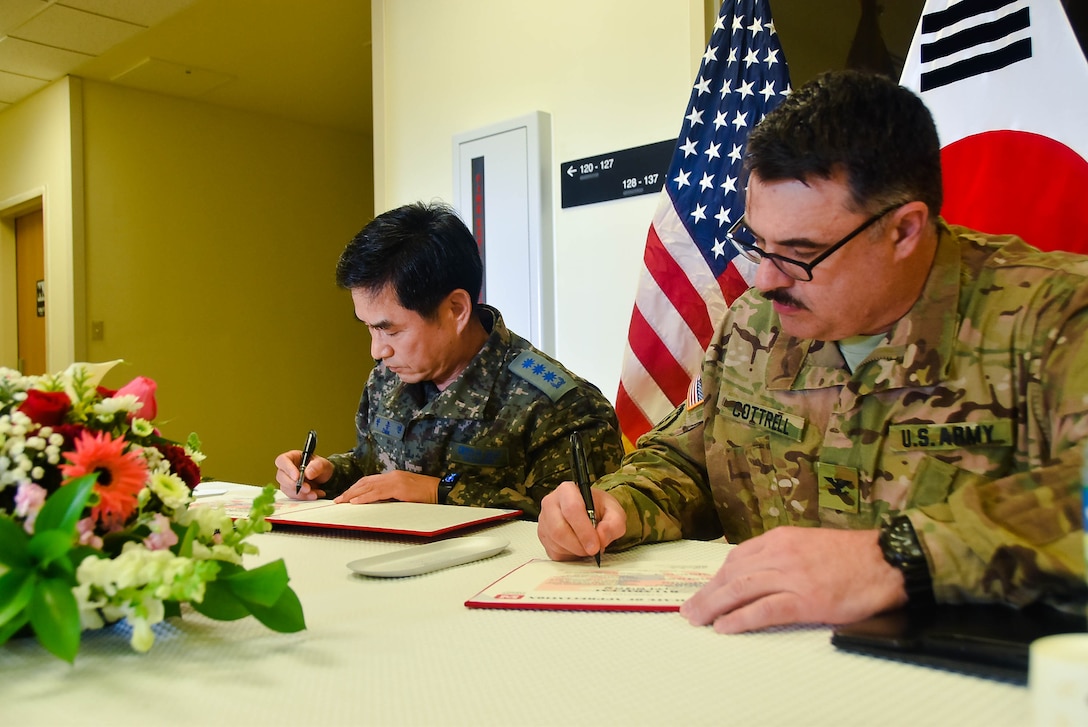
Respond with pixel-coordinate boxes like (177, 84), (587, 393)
(569, 432), (601, 567)
(296, 429), (317, 495)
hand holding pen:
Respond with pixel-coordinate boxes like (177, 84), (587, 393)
(296, 429), (317, 494)
(569, 432), (601, 567)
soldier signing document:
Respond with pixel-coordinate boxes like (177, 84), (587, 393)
(538, 70), (1088, 631)
(275, 202), (624, 519)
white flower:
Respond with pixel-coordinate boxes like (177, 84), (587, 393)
(72, 582), (107, 630)
(129, 616), (155, 651)
(142, 445), (166, 474)
(177, 503), (233, 541)
(130, 418), (154, 437)
(148, 471), (192, 510)
(92, 393), (141, 421)
(191, 541), (244, 565)
(57, 360), (121, 403)
(74, 544), (205, 651)
(185, 446), (207, 466)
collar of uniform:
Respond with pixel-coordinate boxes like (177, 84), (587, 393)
(389, 304), (511, 420)
(769, 220), (960, 393)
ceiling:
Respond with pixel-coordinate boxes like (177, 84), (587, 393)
(0, 0), (372, 134)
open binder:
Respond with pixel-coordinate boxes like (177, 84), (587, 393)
(193, 481), (520, 538)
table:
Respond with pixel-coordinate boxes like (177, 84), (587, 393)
(2, 519), (1030, 726)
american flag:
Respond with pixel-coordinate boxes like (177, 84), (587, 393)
(615, 0), (792, 447)
(899, 0), (1088, 254)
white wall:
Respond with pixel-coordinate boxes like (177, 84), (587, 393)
(0, 78), (81, 370)
(373, 0), (703, 401)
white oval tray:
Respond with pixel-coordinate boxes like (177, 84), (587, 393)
(347, 535), (509, 577)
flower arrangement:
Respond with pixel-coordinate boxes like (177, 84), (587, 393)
(0, 361), (305, 662)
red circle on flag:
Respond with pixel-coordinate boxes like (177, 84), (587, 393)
(940, 130), (1088, 254)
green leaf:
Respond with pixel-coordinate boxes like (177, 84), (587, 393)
(0, 516), (30, 568)
(0, 611), (29, 647)
(175, 521), (197, 559)
(186, 432), (203, 453)
(29, 577), (81, 663)
(68, 545), (103, 568)
(246, 585), (306, 633)
(190, 579), (249, 621)
(215, 561), (244, 578)
(220, 559), (289, 608)
(0, 568), (35, 629)
(34, 474), (97, 533)
(41, 555), (77, 583)
(28, 529), (76, 569)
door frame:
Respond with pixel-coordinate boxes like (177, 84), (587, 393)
(0, 189), (45, 370)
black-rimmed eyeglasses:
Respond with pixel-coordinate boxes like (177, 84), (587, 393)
(727, 204), (901, 281)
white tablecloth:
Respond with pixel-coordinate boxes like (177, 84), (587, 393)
(2, 519), (1029, 726)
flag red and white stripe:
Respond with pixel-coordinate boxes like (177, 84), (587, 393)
(615, 0), (791, 447)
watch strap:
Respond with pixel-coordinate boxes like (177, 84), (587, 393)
(878, 515), (935, 606)
(437, 472), (460, 505)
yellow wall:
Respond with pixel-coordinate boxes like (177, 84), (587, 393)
(76, 80), (373, 484)
(373, 0), (704, 399)
(0, 77), (82, 371)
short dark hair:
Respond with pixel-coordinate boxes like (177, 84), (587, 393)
(335, 201), (483, 317)
(744, 70), (943, 217)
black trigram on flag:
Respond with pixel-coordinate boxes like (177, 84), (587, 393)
(918, 0), (1032, 91)
(901, 0), (1088, 255)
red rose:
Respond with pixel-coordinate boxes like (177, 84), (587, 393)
(159, 443), (201, 489)
(51, 423), (87, 447)
(18, 390), (72, 426)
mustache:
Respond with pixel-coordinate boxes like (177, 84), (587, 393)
(760, 288), (807, 310)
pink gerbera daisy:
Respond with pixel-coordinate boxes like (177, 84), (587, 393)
(60, 430), (148, 531)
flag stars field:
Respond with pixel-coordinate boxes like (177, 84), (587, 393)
(616, 0), (793, 445)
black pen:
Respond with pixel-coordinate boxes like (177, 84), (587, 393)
(296, 430), (317, 494)
(569, 432), (601, 567)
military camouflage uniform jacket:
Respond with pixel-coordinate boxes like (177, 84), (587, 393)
(598, 223), (1088, 608)
(325, 306), (623, 518)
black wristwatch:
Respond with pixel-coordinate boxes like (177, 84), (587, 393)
(878, 515), (935, 606)
(436, 472), (460, 504)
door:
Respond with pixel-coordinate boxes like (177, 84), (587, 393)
(452, 112), (552, 353)
(15, 208), (45, 375)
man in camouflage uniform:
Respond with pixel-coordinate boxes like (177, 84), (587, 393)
(538, 70), (1088, 631)
(274, 202), (622, 519)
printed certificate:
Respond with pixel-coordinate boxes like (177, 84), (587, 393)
(465, 557), (718, 612)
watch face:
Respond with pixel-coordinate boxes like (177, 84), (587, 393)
(880, 519), (921, 566)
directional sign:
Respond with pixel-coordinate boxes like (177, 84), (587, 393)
(560, 139), (674, 209)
